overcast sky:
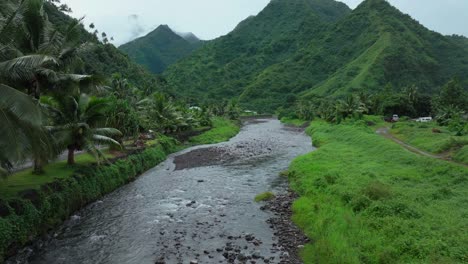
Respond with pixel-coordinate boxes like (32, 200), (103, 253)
(61, 0), (468, 46)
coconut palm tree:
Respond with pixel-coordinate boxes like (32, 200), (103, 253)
(138, 92), (180, 134)
(0, 84), (38, 174)
(336, 95), (368, 122)
(42, 93), (122, 165)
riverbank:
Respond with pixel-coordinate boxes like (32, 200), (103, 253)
(8, 118), (312, 263)
(287, 120), (468, 263)
(0, 118), (240, 262)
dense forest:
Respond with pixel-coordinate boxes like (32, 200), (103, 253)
(119, 25), (203, 74)
(162, 0), (468, 113)
(0, 0), (238, 176)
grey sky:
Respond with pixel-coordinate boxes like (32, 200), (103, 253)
(61, 0), (468, 46)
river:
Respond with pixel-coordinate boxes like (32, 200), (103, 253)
(9, 118), (313, 264)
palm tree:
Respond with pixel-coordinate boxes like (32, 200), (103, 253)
(336, 95), (368, 122)
(138, 92), (180, 134)
(42, 94), (122, 165)
(0, 84), (56, 175)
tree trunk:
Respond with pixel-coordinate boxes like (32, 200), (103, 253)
(33, 157), (44, 175)
(67, 146), (75, 165)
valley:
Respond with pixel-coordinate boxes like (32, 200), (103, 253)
(0, 0), (467, 263)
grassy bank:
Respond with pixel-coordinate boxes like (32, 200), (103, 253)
(288, 120), (467, 263)
(189, 117), (240, 145)
(0, 118), (240, 261)
(390, 121), (468, 164)
(280, 117), (309, 127)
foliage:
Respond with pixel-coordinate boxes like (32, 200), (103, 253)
(0, 141), (175, 261)
(165, 0), (468, 113)
(189, 117), (240, 145)
(41, 94), (122, 165)
(119, 25), (202, 73)
(164, 0), (350, 111)
(391, 121), (468, 163)
(289, 120), (467, 263)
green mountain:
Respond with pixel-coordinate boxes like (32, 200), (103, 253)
(164, 0), (350, 103)
(164, 0), (468, 112)
(241, 0), (468, 110)
(45, 3), (161, 90)
(119, 25), (202, 73)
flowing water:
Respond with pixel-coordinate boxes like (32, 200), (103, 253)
(10, 118), (313, 264)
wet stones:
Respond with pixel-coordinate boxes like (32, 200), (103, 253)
(185, 201), (196, 207)
(263, 190), (311, 264)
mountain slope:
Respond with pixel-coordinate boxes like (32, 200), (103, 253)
(45, 3), (162, 90)
(164, 0), (351, 101)
(119, 25), (202, 73)
(242, 0), (468, 110)
(165, 0), (468, 112)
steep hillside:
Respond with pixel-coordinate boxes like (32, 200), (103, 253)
(164, 0), (351, 102)
(165, 0), (468, 112)
(120, 25), (203, 73)
(45, 3), (161, 90)
(245, 0), (468, 111)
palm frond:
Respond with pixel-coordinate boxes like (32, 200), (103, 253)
(92, 134), (121, 148)
(93, 127), (122, 137)
(0, 54), (57, 81)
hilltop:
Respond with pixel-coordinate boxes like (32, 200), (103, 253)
(119, 25), (203, 73)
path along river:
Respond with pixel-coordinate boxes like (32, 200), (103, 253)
(9, 118), (313, 264)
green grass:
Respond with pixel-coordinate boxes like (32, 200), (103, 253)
(280, 117), (309, 127)
(189, 117), (240, 145)
(453, 145), (468, 164)
(289, 120), (467, 263)
(391, 121), (468, 163)
(0, 153), (114, 199)
(254, 192), (275, 202)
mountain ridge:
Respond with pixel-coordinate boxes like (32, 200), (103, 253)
(119, 25), (202, 74)
(164, 0), (351, 102)
(162, 0), (468, 112)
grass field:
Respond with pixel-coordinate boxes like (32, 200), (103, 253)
(0, 153), (114, 199)
(288, 120), (468, 263)
(391, 121), (468, 164)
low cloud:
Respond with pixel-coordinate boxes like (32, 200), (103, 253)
(128, 14), (146, 40)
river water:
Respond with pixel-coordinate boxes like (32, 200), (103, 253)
(10, 118), (312, 264)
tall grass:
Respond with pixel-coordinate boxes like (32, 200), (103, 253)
(289, 121), (467, 263)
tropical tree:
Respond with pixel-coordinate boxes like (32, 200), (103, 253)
(335, 95), (368, 122)
(42, 93), (122, 165)
(138, 92), (180, 133)
(295, 100), (315, 121)
(0, 84), (48, 175)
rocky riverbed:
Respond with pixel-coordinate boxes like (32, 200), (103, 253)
(8, 118), (314, 264)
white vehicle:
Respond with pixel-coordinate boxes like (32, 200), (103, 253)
(416, 117), (433, 122)
(392, 114), (399, 122)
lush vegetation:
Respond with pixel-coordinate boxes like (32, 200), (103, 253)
(0, 1), (242, 260)
(391, 122), (468, 164)
(288, 120), (467, 263)
(189, 117), (240, 145)
(163, 0), (468, 113)
(164, 0), (350, 109)
(120, 25), (202, 74)
(0, 0), (241, 176)
(0, 140), (176, 261)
